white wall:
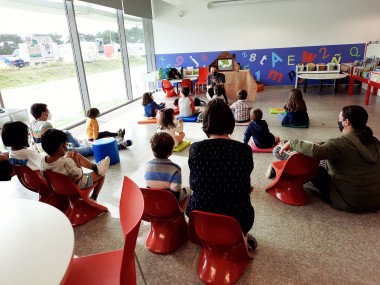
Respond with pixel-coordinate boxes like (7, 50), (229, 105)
(152, 0), (380, 54)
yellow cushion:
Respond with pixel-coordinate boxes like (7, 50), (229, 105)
(173, 141), (191, 152)
(269, 108), (285, 114)
(137, 118), (157, 124)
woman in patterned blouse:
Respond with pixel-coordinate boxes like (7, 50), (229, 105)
(186, 99), (257, 249)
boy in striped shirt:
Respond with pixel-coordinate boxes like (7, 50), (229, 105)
(144, 132), (190, 202)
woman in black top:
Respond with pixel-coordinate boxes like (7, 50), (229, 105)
(186, 99), (256, 248)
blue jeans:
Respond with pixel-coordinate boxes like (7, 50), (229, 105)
(68, 146), (94, 157)
(63, 130), (94, 157)
(63, 130), (81, 147)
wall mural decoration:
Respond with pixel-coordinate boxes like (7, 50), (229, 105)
(155, 43), (365, 86)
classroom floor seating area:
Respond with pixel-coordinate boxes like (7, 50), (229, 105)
(2, 86), (380, 285)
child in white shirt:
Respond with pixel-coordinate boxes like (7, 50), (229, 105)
(178, 87), (201, 117)
(2, 121), (44, 170)
(157, 108), (185, 147)
(40, 128), (110, 201)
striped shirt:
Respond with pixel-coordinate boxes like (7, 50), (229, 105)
(144, 158), (182, 199)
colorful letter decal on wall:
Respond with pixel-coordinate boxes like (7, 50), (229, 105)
(156, 43), (365, 86)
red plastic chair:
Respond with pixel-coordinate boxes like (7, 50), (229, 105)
(13, 165), (68, 212)
(44, 171), (108, 226)
(162, 79), (177, 97)
(265, 152), (320, 206)
(140, 188), (188, 254)
(181, 78), (192, 92)
(194, 67), (209, 94)
(62, 176), (144, 285)
(188, 210), (254, 285)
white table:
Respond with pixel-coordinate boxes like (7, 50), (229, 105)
(297, 73), (347, 94)
(164, 76), (198, 93)
(0, 199), (74, 285)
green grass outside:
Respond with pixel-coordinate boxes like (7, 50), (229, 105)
(53, 98), (126, 129)
(0, 56), (146, 90)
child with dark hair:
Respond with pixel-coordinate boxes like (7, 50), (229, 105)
(243, 108), (280, 148)
(41, 129), (110, 201)
(85, 107), (132, 149)
(173, 98), (179, 108)
(230, 89), (252, 122)
(30, 103), (93, 156)
(144, 132), (190, 202)
(178, 86), (201, 117)
(142, 92), (165, 118)
(2, 121), (43, 170)
(157, 108), (185, 147)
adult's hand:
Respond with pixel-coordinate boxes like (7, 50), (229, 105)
(279, 141), (291, 155)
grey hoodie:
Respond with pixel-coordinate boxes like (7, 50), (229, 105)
(291, 131), (380, 212)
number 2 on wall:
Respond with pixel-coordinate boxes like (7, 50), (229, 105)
(319, 47), (330, 59)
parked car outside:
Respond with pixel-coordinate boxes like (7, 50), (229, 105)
(2, 56), (25, 67)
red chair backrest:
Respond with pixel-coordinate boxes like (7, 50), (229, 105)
(283, 153), (319, 178)
(140, 188), (183, 219)
(43, 170), (79, 196)
(181, 78), (192, 89)
(189, 210), (242, 246)
(162, 79), (174, 90)
(197, 67), (209, 84)
(119, 176), (144, 285)
(14, 165), (50, 195)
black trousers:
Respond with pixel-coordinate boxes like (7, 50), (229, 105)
(98, 131), (118, 139)
(310, 165), (332, 204)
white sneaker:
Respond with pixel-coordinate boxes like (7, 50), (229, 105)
(97, 156), (110, 176)
(266, 164), (275, 179)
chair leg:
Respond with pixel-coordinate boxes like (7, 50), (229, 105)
(66, 198), (108, 226)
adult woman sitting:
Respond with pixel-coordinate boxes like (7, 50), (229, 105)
(280, 105), (380, 212)
(186, 98), (257, 249)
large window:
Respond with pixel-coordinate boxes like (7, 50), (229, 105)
(0, 1), (83, 129)
(124, 16), (148, 99)
(74, 1), (129, 112)
(0, 0), (153, 129)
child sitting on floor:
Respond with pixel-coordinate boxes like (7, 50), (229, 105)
(243, 108), (280, 149)
(178, 86), (201, 118)
(85, 107), (132, 149)
(142, 92), (165, 118)
(157, 108), (185, 148)
(230, 89), (252, 122)
(41, 129), (110, 201)
(144, 132), (190, 203)
(282, 88), (309, 127)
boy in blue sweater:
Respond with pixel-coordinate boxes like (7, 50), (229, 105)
(243, 108), (280, 148)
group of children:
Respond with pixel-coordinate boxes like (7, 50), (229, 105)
(0, 103), (138, 200)
(2, 120), (111, 201)
(139, 85), (310, 207)
(1, 86), (309, 222)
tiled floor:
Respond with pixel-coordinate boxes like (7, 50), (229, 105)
(2, 84), (380, 284)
